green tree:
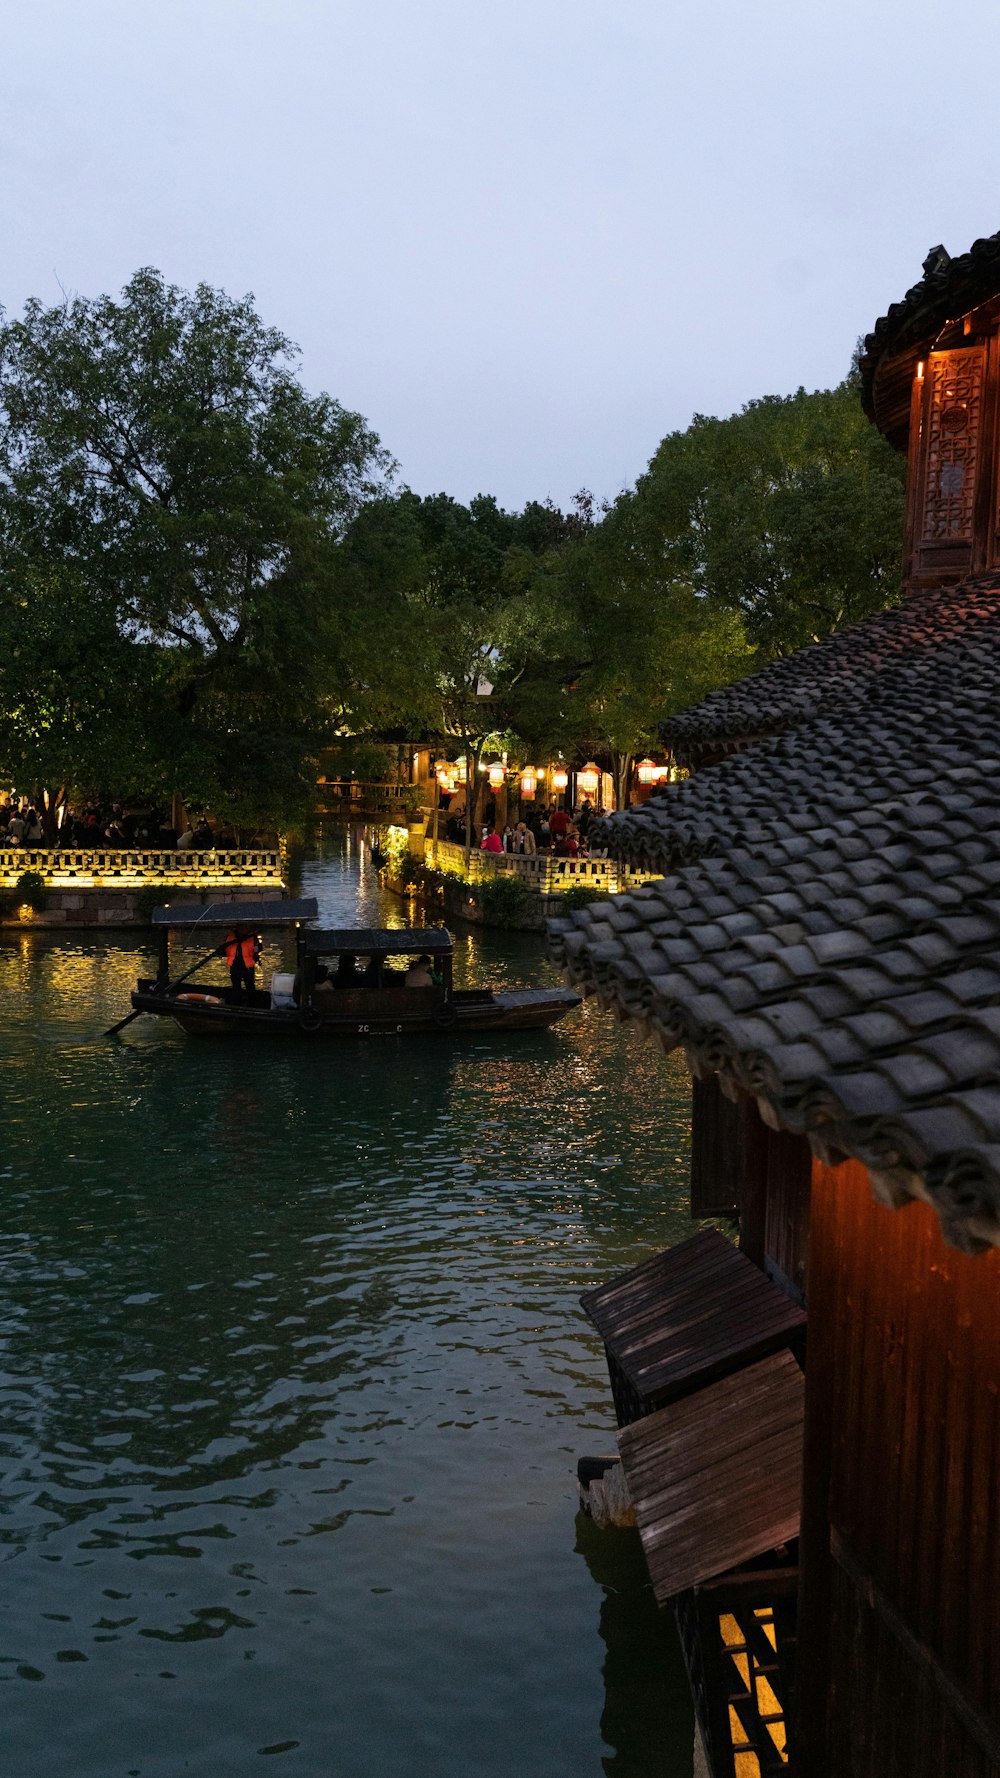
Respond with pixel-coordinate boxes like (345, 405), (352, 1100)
(0, 269), (391, 825)
(543, 372), (904, 807)
(633, 372), (906, 658)
(0, 556), (160, 833)
(557, 492), (752, 806)
(332, 489), (578, 853)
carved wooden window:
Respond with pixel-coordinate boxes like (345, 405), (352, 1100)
(920, 348), (985, 542)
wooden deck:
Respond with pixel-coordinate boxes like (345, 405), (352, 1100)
(580, 1227), (807, 1418)
(618, 1348), (805, 1604)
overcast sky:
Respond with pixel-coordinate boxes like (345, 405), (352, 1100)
(4, 0), (1000, 509)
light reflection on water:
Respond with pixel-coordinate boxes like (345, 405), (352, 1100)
(0, 828), (695, 1777)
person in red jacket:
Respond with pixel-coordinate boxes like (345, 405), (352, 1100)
(224, 929), (261, 1001)
(481, 829), (504, 853)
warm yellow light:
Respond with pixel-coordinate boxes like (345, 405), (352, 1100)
(637, 757), (658, 785)
(520, 768), (538, 798)
(488, 762), (505, 790)
(577, 761), (600, 796)
(551, 767), (569, 791)
(916, 359), (925, 381)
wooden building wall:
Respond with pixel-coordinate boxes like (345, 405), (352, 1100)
(690, 1077), (811, 1303)
(690, 1076), (765, 1219)
(797, 1157), (1000, 1777)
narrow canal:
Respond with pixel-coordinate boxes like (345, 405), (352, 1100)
(0, 827), (697, 1777)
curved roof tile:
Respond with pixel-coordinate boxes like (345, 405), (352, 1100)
(860, 232), (1000, 428)
(554, 573), (1000, 1252)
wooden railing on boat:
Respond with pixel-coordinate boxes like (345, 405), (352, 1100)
(0, 849), (283, 889)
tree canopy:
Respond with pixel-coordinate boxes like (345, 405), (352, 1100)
(0, 269), (908, 823)
(0, 268), (390, 824)
(629, 373), (906, 658)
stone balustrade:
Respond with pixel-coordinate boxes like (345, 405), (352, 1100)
(427, 838), (660, 894)
(0, 849), (283, 889)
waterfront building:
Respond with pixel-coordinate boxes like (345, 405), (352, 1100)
(551, 234), (1000, 1776)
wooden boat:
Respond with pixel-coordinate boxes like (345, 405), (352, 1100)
(121, 900), (581, 1038)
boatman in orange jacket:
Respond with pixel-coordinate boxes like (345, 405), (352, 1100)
(224, 928), (262, 1001)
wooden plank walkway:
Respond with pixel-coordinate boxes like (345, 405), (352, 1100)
(618, 1349), (805, 1603)
(580, 1228), (806, 1411)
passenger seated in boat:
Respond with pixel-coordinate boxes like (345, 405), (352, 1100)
(313, 963), (336, 1000)
(333, 953), (361, 989)
(404, 954), (434, 988)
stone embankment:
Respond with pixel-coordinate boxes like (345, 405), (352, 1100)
(0, 850), (283, 928)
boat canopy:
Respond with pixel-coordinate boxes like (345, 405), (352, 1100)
(301, 926), (453, 956)
(151, 898), (318, 928)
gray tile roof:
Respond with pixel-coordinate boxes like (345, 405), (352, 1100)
(661, 578), (1000, 762)
(552, 576), (1000, 1253)
(859, 231), (1000, 425)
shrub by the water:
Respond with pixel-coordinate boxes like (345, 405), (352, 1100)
(397, 852), (423, 889)
(559, 885), (610, 912)
(14, 869), (47, 912)
(479, 873), (532, 928)
(395, 855), (449, 904)
(135, 884), (169, 922)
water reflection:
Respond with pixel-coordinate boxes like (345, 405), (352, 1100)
(575, 1516), (692, 1776)
(0, 828), (694, 1777)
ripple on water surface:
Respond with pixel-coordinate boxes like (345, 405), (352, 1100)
(0, 828), (696, 1776)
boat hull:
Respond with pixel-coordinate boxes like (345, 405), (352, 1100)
(129, 986), (581, 1038)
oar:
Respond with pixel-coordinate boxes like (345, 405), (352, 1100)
(104, 943), (225, 1037)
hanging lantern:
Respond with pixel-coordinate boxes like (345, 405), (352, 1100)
(577, 761), (600, 797)
(436, 761), (456, 790)
(551, 766), (569, 792)
(488, 761), (505, 790)
(520, 767), (538, 799)
(637, 757), (659, 786)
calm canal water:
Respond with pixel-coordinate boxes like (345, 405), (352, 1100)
(0, 828), (697, 1777)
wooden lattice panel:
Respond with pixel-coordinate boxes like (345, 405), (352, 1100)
(921, 348), (985, 542)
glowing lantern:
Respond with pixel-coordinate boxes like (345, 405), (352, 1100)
(637, 757), (659, 785)
(551, 767), (569, 792)
(488, 762), (505, 790)
(436, 761), (457, 791)
(577, 761), (600, 797)
(520, 767), (538, 799)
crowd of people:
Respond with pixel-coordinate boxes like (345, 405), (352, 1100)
(222, 934), (444, 1008)
(313, 951), (441, 995)
(0, 795), (251, 850)
(470, 799), (602, 858)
